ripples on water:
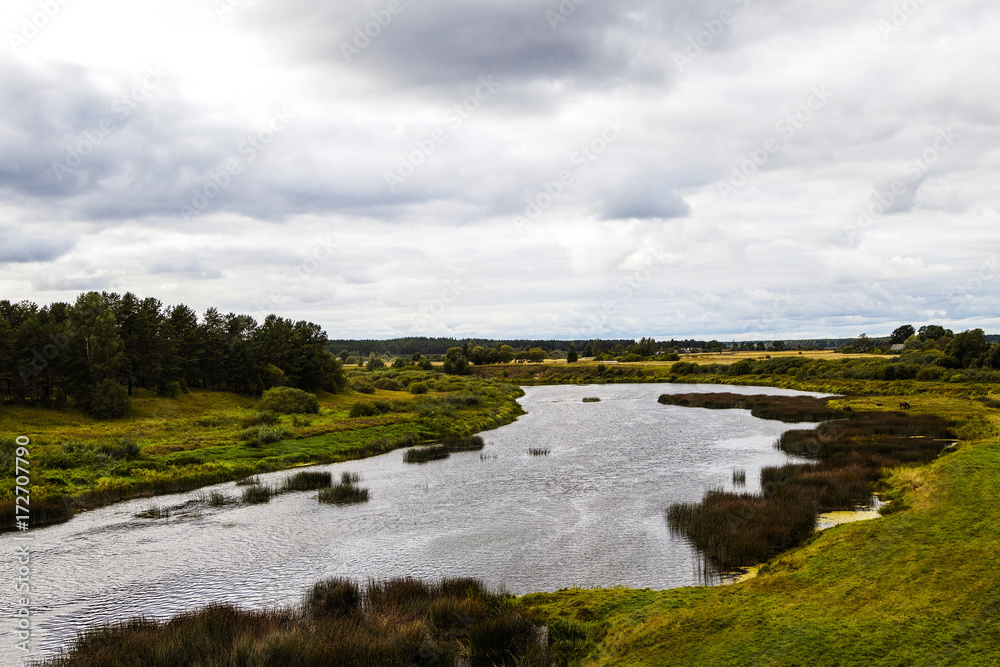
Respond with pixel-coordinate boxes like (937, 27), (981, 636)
(0, 383), (824, 661)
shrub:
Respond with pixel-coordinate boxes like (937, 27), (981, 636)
(240, 425), (291, 447)
(351, 377), (376, 394)
(409, 381), (429, 395)
(259, 387), (319, 414)
(88, 379), (131, 419)
(240, 410), (280, 428)
(373, 378), (403, 391)
(349, 401), (380, 418)
(157, 381), (183, 398)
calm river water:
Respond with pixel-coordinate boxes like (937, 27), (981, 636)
(1, 383), (825, 663)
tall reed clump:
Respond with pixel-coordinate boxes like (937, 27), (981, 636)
(403, 445), (450, 464)
(39, 577), (547, 666)
(281, 471), (333, 492)
(732, 469), (747, 486)
(528, 448), (550, 457)
(665, 395), (957, 572)
(318, 472), (369, 504)
(582, 397), (601, 403)
(242, 484), (274, 504)
(667, 489), (818, 570)
(441, 435), (486, 452)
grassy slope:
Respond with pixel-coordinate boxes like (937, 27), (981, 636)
(0, 376), (525, 517)
(522, 390), (1000, 666)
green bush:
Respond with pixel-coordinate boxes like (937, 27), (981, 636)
(259, 387), (319, 414)
(157, 381), (182, 398)
(240, 425), (292, 447)
(350, 377), (376, 394)
(88, 379), (131, 419)
(240, 410), (280, 428)
(409, 381), (429, 395)
(373, 378), (403, 391)
(348, 401), (391, 417)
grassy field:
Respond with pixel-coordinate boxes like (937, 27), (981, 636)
(0, 371), (525, 528)
(520, 386), (1000, 666)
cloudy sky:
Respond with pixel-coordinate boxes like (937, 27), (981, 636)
(1, 0), (998, 340)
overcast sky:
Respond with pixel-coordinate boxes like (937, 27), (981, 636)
(1, 0), (998, 340)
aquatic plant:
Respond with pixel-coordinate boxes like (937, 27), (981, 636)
(281, 471), (333, 492)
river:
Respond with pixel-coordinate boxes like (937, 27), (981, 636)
(0, 383), (825, 663)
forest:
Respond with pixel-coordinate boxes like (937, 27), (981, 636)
(0, 292), (345, 418)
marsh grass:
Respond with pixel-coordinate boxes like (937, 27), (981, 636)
(41, 577), (545, 667)
(441, 435), (486, 452)
(666, 396), (957, 571)
(241, 484), (274, 504)
(658, 392), (847, 423)
(135, 504), (170, 519)
(198, 491), (229, 507)
(582, 397), (601, 402)
(403, 445), (450, 464)
(732, 469), (746, 486)
(234, 475), (261, 486)
(318, 477), (369, 504)
(281, 471), (333, 492)
(528, 448), (550, 457)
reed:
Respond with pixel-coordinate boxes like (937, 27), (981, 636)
(732, 469), (747, 486)
(441, 435), (486, 452)
(135, 504), (170, 519)
(39, 577), (545, 667)
(234, 475), (261, 486)
(403, 445), (451, 464)
(241, 484), (274, 504)
(658, 392), (847, 423)
(528, 448), (550, 456)
(318, 479), (369, 504)
(582, 397), (601, 402)
(281, 471), (333, 492)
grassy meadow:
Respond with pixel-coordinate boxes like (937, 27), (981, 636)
(0, 370), (524, 528)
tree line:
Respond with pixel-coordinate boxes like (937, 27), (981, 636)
(0, 292), (345, 417)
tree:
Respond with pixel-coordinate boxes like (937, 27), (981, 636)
(771, 341), (785, 352)
(443, 347), (470, 375)
(946, 329), (988, 368)
(890, 324), (915, 345)
(567, 343), (578, 363)
(497, 345), (515, 364)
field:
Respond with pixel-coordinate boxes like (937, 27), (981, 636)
(0, 371), (525, 529)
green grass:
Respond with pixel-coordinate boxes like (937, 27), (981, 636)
(0, 374), (525, 530)
(521, 391), (1000, 665)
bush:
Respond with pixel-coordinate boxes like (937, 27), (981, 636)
(409, 381), (429, 395)
(88, 379), (130, 419)
(157, 380), (182, 398)
(240, 410), (280, 428)
(349, 401), (380, 418)
(373, 378), (403, 391)
(259, 387), (319, 414)
(351, 377), (376, 394)
(240, 425), (291, 447)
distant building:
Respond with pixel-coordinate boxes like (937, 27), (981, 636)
(890, 343), (905, 352)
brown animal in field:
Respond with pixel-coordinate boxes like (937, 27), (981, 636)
(842, 406), (853, 412)
(899, 401), (911, 409)
(876, 403), (884, 408)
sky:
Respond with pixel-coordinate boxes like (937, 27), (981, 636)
(1, 0), (998, 341)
